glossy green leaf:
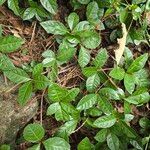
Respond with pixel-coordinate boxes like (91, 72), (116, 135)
(77, 0), (90, 4)
(4, 68), (31, 83)
(7, 0), (20, 16)
(99, 88), (120, 100)
(43, 137), (70, 150)
(87, 107), (102, 117)
(107, 133), (119, 150)
(94, 129), (108, 142)
(86, 1), (99, 23)
(0, 54), (15, 70)
(93, 48), (108, 68)
(28, 144), (40, 150)
(139, 117), (150, 129)
(60, 102), (79, 119)
(40, 20), (69, 35)
(17, 81), (33, 106)
(23, 8), (35, 20)
(78, 46), (90, 68)
(86, 74), (100, 92)
(130, 140), (143, 150)
(118, 121), (137, 138)
(127, 53), (148, 73)
(47, 102), (60, 116)
(124, 73), (135, 94)
(98, 96), (113, 115)
(124, 91), (150, 105)
(57, 42), (76, 62)
(33, 74), (49, 90)
(73, 21), (93, 34)
(0, 35), (24, 53)
(77, 137), (93, 150)
(109, 67), (125, 80)
(57, 120), (78, 135)
(81, 31), (101, 49)
(77, 94), (97, 110)
(82, 67), (97, 77)
(0, 0), (6, 5)
(93, 114), (116, 128)
(23, 123), (45, 143)
(48, 83), (68, 102)
(40, 0), (57, 14)
(67, 12), (79, 30)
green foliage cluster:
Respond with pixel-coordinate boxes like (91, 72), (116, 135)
(0, 0), (150, 150)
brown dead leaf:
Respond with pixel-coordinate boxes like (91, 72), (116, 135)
(115, 23), (128, 65)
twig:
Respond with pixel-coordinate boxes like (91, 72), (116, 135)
(72, 118), (88, 133)
(40, 89), (46, 125)
(101, 69), (118, 89)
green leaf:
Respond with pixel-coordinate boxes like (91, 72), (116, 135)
(27, 144), (40, 150)
(23, 123), (45, 143)
(124, 73), (135, 94)
(32, 63), (43, 76)
(98, 96), (113, 115)
(23, 8), (35, 20)
(57, 120), (78, 135)
(48, 83), (68, 102)
(118, 121), (137, 138)
(78, 46), (90, 68)
(99, 88), (120, 100)
(17, 81), (33, 106)
(40, 0), (58, 14)
(124, 90), (150, 105)
(4, 68), (31, 83)
(94, 129), (108, 143)
(86, 73), (100, 92)
(67, 12), (79, 30)
(86, 1), (99, 23)
(93, 48), (108, 68)
(33, 74), (49, 90)
(43, 137), (70, 150)
(0, 54), (15, 70)
(0, 0), (6, 5)
(82, 67), (97, 77)
(47, 102), (60, 115)
(0, 35), (24, 53)
(77, 137), (93, 150)
(87, 107), (102, 117)
(130, 140), (143, 150)
(7, 0), (20, 16)
(139, 117), (150, 129)
(107, 133), (119, 150)
(73, 21), (93, 34)
(60, 102), (79, 119)
(78, 0), (90, 4)
(81, 31), (101, 49)
(57, 41), (76, 62)
(40, 20), (69, 35)
(109, 67), (125, 80)
(127, 53), (148, 73)
(93, 114), (116, 128)
(42, 50), (55, 58)
(0, 144), (10, 150)
(63, 88), (79, 102)
(77, 94), (97, 110)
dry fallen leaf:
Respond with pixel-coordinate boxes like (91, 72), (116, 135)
(115, 23), (128, 65)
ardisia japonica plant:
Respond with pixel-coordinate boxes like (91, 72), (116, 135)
(0, 0), (150, 149)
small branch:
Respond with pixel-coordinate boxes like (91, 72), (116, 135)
(72, 119), (88, 134)
(40, 89), (46, 125)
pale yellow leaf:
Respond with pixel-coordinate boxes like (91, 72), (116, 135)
(115, 23), (128, 65)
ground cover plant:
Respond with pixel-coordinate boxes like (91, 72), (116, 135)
(0, 0), (150, 149)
